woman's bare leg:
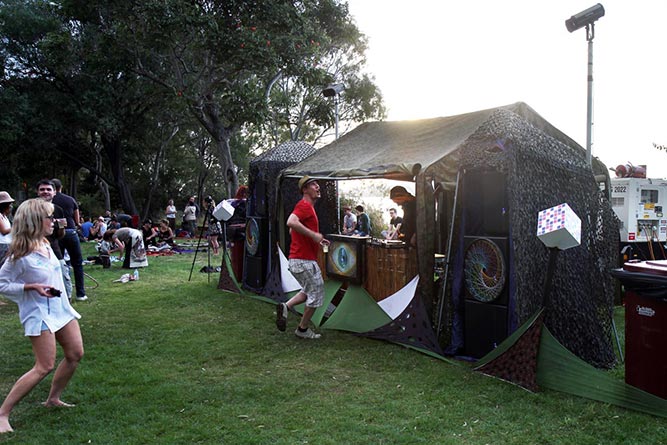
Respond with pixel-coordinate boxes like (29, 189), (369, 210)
(0, 331), (57, 433)
(44, 320), (83, 407)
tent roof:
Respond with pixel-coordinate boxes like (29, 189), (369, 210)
(283, 102), (584, 181)
(250, 140), (315, 166)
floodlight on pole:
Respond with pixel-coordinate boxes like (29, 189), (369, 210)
(565, 3), (605, 167)
(322, 83), (345, 139)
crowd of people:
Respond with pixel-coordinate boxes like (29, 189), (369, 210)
(0, 181), (250, 433)
(0, 176), (416, 432)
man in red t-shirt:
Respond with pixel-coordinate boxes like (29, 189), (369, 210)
(276, 176), (330, 339)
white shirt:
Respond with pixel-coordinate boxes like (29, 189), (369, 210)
(343, 212), (357, 233)
(0, 244), (81, 336)
(0, 214), (11, 244)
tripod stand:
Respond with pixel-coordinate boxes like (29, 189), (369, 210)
(188, 205), (213, 282)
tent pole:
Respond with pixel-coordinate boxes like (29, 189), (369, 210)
(435, 169), (462, 338)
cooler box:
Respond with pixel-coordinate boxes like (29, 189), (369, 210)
(612, 261), (667, 399)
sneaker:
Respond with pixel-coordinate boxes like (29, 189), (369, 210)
(75, 295), (88, 302)
(294, 328), (321, 339)
(276, 303), (288, 332)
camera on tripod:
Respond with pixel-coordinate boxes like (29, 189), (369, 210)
(204, 195), (214, 205)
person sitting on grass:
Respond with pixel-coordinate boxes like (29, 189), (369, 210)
(141, 219), (159, 247)
(157, 219), (175, 248)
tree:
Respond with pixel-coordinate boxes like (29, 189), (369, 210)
(96, 0), (375, 196)
(0, 0), (385, 218)
(1, 0), (187, 213)
(261, 28), (386, 147)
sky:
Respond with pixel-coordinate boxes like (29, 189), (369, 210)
(345, 0), (667, 178)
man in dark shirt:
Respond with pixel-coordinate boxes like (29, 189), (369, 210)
(354, 205), (371, 236)
(51, 178), (87, 301)
(36, 179), (72, 299)
(389, 186), (416, 247)
(382, 207), (403, 240)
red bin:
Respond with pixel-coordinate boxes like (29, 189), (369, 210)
(613, 260), (667, 399)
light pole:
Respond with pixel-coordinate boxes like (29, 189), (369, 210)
(322, 83), (345, 139)
(565, 4), (605, 167)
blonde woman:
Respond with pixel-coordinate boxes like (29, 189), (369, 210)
(0, 199), (83, 434)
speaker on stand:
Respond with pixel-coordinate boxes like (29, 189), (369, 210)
(243, 216), (268, 291)
(462, 236), (510, 358)
(461, 169), (512, 358)
(251, 179), (268, 217)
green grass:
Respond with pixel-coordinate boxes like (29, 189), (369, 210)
(0, 243), (665, 444)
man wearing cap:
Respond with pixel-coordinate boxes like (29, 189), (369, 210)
(0, 191), (15, 266)
(275, 176), (330, 339)
(389, 186), (417, 247)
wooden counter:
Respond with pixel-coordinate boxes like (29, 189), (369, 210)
(315, 238), (417, 302)
(364, 244), (418, 302)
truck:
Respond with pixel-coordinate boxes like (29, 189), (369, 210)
(610, 175), (667, 261)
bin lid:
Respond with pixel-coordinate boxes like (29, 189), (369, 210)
(622, 259), (667, 276)
(611, 268), (667, 300)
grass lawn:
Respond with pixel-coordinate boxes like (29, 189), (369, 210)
(1, 242), (665, 444)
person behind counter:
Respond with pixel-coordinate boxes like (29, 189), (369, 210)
(354, 205), (371, 236)
(381, 208), (403, 240)
(389, 186), (416, 247)
(341, 205), (356, 235)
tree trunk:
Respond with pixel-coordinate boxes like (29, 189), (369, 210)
(213, 133), (238, 198)
(194, 99), (239, 198)
(93, 136), (111, 212)
(102, 135), (138, 215)
(67, 168), (79, 198)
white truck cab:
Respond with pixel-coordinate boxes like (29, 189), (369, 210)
(611, 177), (667, 243)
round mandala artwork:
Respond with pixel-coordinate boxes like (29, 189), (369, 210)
(464, 238), (506, 303)
(245, 218), (260, 256)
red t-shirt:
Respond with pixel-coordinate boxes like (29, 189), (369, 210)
(289, 199), (319, 261)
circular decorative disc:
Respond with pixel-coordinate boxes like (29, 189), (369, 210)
(464, 238), (506, 303)
(245, 218), (260, 256)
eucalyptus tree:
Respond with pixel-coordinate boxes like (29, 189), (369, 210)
(95, 0), (371, 197)
(261, 24), (386, 147)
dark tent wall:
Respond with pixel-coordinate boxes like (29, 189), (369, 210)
(282, 102), (617, 368)
(245, 141), (317, 292)
(449, 108), (619, 367)
(248, 141), (317, 223)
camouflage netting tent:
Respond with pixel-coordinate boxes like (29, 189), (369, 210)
(282, 102), (619, 368)
(248, 141), (317, 224)
(245, 140), (337, 297)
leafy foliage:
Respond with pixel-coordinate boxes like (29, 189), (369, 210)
(0, 0), (384, 219)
